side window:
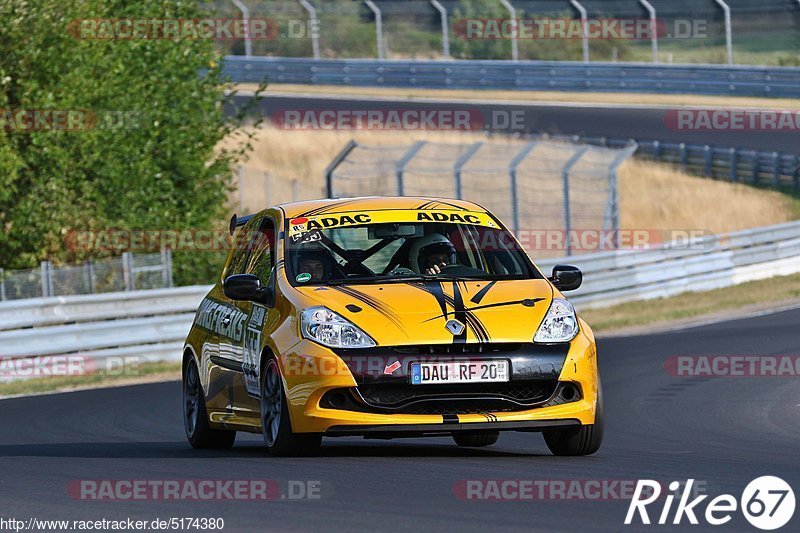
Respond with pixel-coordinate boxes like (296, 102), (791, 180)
(245, 218), (276, 284)
(225, 226), (251, 277)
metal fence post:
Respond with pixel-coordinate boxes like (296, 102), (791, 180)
(569, 0), (589, 62)
(0, 268), (5, 301)
(364, 1), (385, 59)
(325, 140), (358, 198)
(508, 141), (537, 235)
(453, 142), (483, 200)
(40, 260), (53, 297)
(772, 152), (781, 188)
(231, 0), (253, 58)
(606, 144), (638, 249)
(395, 141), (426, 196)
(752, 151), (760, 184)
(794, 156), (800, 193)
(86, 261), (95, 294)
(714, 0), (734, 65)
(161, 248), (173, 288)
(298, 0), (320, 60)
(430, 0), (450, 58)
(704, 145), (713, 177)
(730, 147), (738, 182)
(122, 252), (134, 291)
(679, 143), (687, 173)
(562, 146), (590, 256)
(499, 0), (519, 61)
(639, 0), (658, 63)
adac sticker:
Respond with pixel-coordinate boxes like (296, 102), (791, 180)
(296, 272), (312, 283)
(287, 209), (496, 240)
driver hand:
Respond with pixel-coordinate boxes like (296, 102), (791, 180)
(425, 262), (447, 275)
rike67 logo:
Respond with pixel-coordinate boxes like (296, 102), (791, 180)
(626, 477), (795, 530)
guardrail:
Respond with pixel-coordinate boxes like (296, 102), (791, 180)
(2, 219), (800, 381)
(538, 220), (800, 308)
(222, 56), (800, 98)
(0, 286), (209, 381)
(548, 135), (800, 192)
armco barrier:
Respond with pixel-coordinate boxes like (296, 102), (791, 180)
(0, 286), (210, 382)
(222, 57), (800, 98)
(538, 220), (800, 308)
(2, 220), (800, 381)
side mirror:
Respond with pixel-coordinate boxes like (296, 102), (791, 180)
(223, 274), (271, 303)
(550, 265), (582, 291)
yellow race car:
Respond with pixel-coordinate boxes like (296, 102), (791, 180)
(182, 196), (602, 456)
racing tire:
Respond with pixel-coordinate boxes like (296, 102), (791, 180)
(543, 378), (604, 456)
(453, 431), (499, 447)
(183, 358), (236, 449)
(260, 358), (322, 457)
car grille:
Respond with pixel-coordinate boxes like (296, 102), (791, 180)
(321, 380), (570, 415)
(358, 381), (556, 407)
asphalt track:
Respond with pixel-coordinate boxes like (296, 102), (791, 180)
(231, 93), (800, 155)
(2, 306), (798, 532)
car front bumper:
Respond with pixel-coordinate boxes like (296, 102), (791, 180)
(279, 329), (599, 435)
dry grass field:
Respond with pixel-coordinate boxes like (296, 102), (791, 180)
(220, 126), (799, 233)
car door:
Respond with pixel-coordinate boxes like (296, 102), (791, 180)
(231, 215), (279, 413)
(201, 215), (259, 418)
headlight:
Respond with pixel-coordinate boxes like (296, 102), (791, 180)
(534, 298), (579, 343)
(300, 306), (376, 349)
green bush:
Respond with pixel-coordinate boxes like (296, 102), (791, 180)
(0, 0), (257, 286)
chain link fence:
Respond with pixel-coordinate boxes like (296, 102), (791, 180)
(0, 250), (173, 301)
(325, 138), (637, 256)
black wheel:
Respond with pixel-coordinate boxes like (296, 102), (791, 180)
(453, 431), (499, 447)
(260, 358), (322, 456)
(544, 378), (604, 456)
(183, 358), (236, 449)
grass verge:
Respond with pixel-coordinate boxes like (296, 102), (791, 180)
(580, 272), (800, 333)
(239, 83), (800, 109)
(0, 361), (181, 399)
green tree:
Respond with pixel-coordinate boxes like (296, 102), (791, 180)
(0, 0), (256, 284)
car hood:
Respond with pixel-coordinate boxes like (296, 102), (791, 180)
(294, 278), (554, 346)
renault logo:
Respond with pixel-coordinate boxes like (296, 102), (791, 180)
(445, 319), (465, 335)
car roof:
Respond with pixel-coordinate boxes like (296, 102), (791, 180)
(275, 196), (489, 219)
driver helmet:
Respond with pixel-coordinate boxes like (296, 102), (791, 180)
(408, 233), (457, 274)
(293, 244), (335, 281)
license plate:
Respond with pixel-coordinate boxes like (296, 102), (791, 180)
(410, 360), (509, 385)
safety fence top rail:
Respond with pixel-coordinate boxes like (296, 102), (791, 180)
(222, 57), (800, 98)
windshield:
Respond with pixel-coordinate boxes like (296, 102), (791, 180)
(284, 210), (541, 285)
